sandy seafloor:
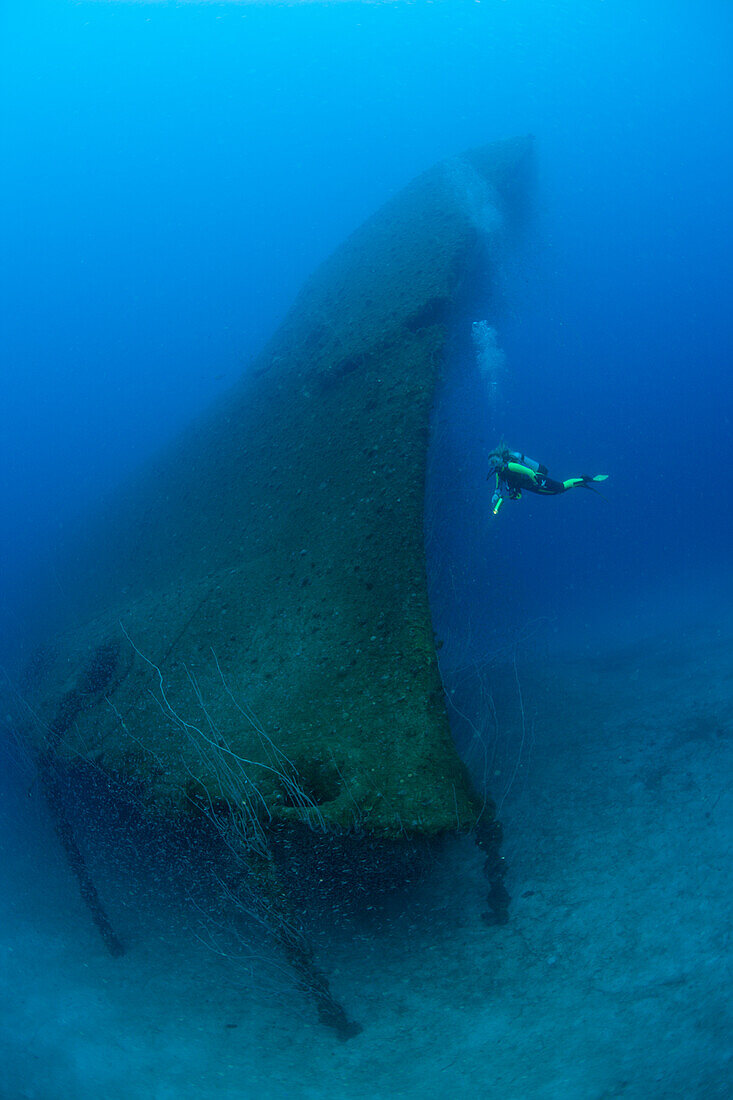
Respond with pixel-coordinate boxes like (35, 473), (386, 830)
(1, 582), (731, 1100)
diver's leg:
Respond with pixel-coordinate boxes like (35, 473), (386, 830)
(534, 476), (566, 494)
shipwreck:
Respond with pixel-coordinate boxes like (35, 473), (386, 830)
(10, 137), (533, 1038)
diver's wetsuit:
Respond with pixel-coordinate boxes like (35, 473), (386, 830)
(490, 450), (605, 514)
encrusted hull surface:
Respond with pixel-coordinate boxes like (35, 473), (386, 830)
(22, 138), (532, 839)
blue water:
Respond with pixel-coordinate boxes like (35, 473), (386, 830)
(1, 3), (731, 1097)
(2, 0), (731, 641)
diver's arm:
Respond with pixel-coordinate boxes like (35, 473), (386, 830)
(491, 473), (505, 515)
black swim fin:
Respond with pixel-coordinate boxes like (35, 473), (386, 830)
(580, 474), (609, 501)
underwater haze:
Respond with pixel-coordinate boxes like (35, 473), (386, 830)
(1, 2), (732, 1099)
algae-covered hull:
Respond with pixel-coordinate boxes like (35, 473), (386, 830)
(21, 138), (531, 842)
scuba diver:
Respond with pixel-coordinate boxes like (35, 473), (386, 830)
(488, 444), (608, 515)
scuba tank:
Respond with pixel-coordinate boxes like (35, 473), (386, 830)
(508, 452), (548, 476)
